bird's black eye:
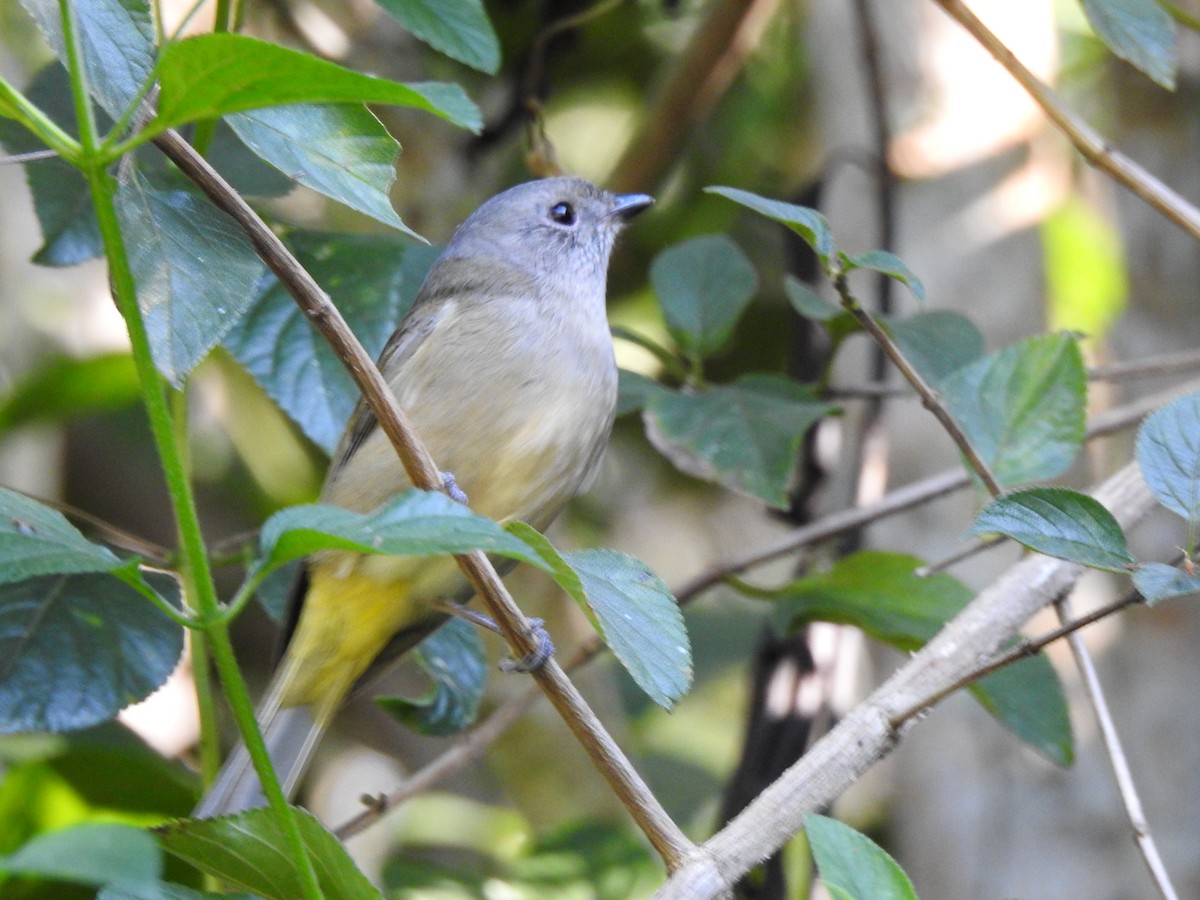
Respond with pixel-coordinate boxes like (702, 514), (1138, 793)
(549, 201), (576, 225)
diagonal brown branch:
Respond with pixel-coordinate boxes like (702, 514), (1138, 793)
(931, 0), (1200, 243)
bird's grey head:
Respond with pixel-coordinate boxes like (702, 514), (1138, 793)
(446, 176), (654, 284)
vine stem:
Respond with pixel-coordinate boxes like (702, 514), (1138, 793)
(57, 4), (322, 895)
(150, 126), (693, 868)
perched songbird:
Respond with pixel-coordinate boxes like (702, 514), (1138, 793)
(195, 177), (654, 817)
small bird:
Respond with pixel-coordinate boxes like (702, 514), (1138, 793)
(195, 176), (654, 817)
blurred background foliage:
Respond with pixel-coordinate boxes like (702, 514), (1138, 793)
(3, 0), (1200, 897)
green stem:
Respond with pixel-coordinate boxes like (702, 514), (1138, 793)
(0, 76), (81, 161)
(59, 4), (321, 895)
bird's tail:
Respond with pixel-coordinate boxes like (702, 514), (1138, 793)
(192, 670), (325, 819)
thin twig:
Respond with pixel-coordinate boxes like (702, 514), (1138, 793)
(889, 590), (1139, 725)
(151, 127), (693, 867)
(931, 0), (1200, 243)
(1089, 348), (1200, 382)
(1054, 596), (1180, 900)
(0, 148), (59, 164)
(834, 347), (1200, 395)
(833, 272), (1003, 495)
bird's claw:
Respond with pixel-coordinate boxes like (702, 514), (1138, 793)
(499, 618), (555, 673)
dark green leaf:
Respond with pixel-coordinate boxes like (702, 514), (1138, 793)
(615, 369), (667, 416)
(226, 104), (419, 238)
(0, 822), (161, 887)
(223, 233), (438, 452)
(970, 652), (1073, 766)
(1083, 0), (1177, 88)
(258, 490), (538, 573)
(0, 63), (102, 266)
(115, 169), (266, 386)
(843, 249), (926, 301)
(940, 332), (1086, 487)
(775, 552), (1072, 763)
(1133, 561), (1200, 604)
(255, 560), (300, 623)
(0, 487), (125, 582)
(562, 549), (691, 710)
(0, 573), (183, 733)
(379, 617), (486, 735)
(650, 234), (758, 358)
(507, 522), (691, 708)
(705, 186), (835, 264)
(805, 813), (916, 900)
(38, 722), (198, 817)
(775, 551), (969, 648)
(204, 120), (296, 198)
(0, 353), (139, 434)
(21, 0), (155, 117)
(150, 35), (481, 139)
(888, 311), (985, 385)
(156, 807), (382, 900)
(969, 487), (1135, 573)
(783, 274), (840, 321)
(376, 0), (501, 73)
(644, 376), (833, 508)
(1135, 390), (1200, 522)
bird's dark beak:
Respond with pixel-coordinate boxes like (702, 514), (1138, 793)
(610, 193), (655, 222)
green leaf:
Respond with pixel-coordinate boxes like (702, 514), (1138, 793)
(705, 186), (835, 264)
(775, 551), (969, 649)
(562, 549), (692, 710)
(940, 332), (1086, 487)
(226, 104), (420, 238)
(223, 233), (438, 453)
(805, 814), (917, 900)
(649, 234), (758, 358)
(1133, 561), (1200, 605)
(0, 352), (139, 434)
(150, 34), (481, 139)
(0, 573), (183, 733)
(0, 63), (102, 266)
(376, 0), (501, 73)
(0, 487), (123, 582)
(379, 617), (486, 735)
(505, 523), (691, 708)
(775, 552), (1072, 764)
(969, 652), (1073, 766)
(33, 721), (198, 817)
(21, 0), (155, 117)
(843, 249), (926, 301)
(156, 807), (383, 900)
(115, 168), (266, 386)
(615, 369), (667, 416)
(0, 822), (161, 888)
(1083, 0), (1177, 89)
(1135, 391), (1200, 522)
(888, 311), (984, 385)
(644, 376), (833, 508)
(969, 487), (1135, 573)
(784, 274), (841, 321)
(257, 490), (539, 573)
